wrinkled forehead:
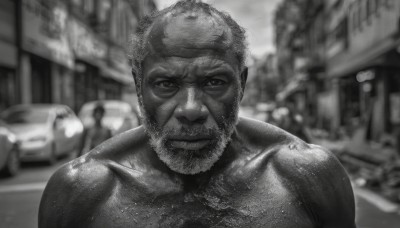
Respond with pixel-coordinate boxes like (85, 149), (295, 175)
(145, 10), (234, 58)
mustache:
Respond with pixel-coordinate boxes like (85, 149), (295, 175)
(164, 126), (221, 139)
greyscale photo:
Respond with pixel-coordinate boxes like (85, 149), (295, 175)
(0, 0), (399, 227)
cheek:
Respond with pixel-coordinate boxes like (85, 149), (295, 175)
(206, 85), (240, 120)
(142, 89), (178, 126)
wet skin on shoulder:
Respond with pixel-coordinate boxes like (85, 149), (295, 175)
(39, 120), (355, 228)
(38, 9), (356, 228)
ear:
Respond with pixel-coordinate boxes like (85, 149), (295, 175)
(239, 67), (248, 100)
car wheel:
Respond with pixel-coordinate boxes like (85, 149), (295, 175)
(47, 143), (57, 166)
(3, 148), (20, 177)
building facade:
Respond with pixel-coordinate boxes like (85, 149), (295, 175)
(0, 0), (156, 113)
(0, 0), (18, 111)
(329, 0), (400, 143)
(275, 0), (326, 127)
(275, 0), (400, 145)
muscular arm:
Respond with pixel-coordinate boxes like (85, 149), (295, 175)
(275, 143), (356, 228)
(38, 158), (114, 228)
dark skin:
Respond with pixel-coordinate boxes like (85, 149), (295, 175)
(39, 10), (356, 228)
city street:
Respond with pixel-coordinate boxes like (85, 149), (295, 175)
(0, 156), (73, 228)
(0, 154), (400, 228)
(1, 0), (400, 227)
(355, 186), (400, 227)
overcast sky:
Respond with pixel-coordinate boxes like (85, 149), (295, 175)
(154, 0), (281, 59)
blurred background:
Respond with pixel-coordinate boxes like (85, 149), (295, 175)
(0, 0), (400, 227)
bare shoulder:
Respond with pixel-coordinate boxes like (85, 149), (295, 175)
(38, 127), (148, 228)
(38, 154), (114, 227)
(236, 117), (293, 147)
(273, 141), (344, 178)
(272, 140), (356, 227)
(237, 117), (348, 177)
(237, 117), (355, 227)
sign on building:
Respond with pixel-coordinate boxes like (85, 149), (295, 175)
(21, 0), (74, 68)
(67, 18), (107, 64)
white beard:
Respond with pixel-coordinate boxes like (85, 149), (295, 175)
(148, 129), (231, 175)
(140, 104), (239, 175)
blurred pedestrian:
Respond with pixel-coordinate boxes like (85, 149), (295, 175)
(286, 109), (310, 143)
(78, 103), (112, 156)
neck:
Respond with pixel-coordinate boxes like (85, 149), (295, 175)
(178, 141), (239, 191)
(151, 138), (237, 182)
(140, 126), (240, 188)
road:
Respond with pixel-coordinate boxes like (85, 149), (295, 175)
(355, 186), (400, 227)
(0, 157), (70, 228)
(1, 156), (400, 228)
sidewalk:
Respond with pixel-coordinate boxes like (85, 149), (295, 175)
(355, 190), (400, 228)
(354, 184), (400, 213)
(309, 127), (397, 163)
(354, 183), (400, 228)
(308, 127), (400, 208)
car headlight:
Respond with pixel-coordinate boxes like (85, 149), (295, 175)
(7, 134), (17, 144)
(0, 128), (17, 144)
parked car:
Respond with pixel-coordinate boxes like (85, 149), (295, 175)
(0, 121), (20, 176)
(78, 100), (140, 136)
(0, 104), (84, 164)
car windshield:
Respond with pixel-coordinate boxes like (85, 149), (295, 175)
(2, 108), (49, 124)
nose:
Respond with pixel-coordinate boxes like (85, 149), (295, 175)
(175, 87), (209, 124)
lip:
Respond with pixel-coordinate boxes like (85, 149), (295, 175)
(169, 139), (211, 150)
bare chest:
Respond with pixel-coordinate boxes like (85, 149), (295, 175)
(90, 177), (315, 228)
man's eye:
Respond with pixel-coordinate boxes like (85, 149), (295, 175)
(204, 79), (226, 87)
(155, 80), (177, 88)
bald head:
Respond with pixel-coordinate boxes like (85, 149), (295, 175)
(131, 0), (247, 77)
(147, 9), (234, 58)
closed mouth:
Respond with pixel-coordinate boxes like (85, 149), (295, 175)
(169, 139), (211, 150)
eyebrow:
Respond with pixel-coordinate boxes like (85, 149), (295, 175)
(204, 67), (235, 77)
(145, 61), (236, 78)
(146, 67), (176, 78)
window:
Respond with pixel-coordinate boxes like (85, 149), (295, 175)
(349, 3), (357, 33)
(387, 72), (400, 126)
(376, 0), (383, 12)
(98, 0), (111, 23)
(0, 68), (17, 112)
(71, 0), (82, 7)
(366, 0), (371, 21)
(83, 0), (94, 14)
(355, 2), (361, 31)
(361, 0), (367, 22)
(385, 0), (394, 9)
(369, 0), (377, 15)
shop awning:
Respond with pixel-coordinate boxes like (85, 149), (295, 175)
(100, 65), (134, 85)
(327, 36), (400, 78)
(276, 78), (305, 101)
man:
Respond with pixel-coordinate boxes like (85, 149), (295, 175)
(79, 103), (112, 156)
(39, 1), (356, 227)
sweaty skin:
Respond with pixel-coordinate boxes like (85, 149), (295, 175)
(39, 121), (355, 228)
(39, 9), (356, 228)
